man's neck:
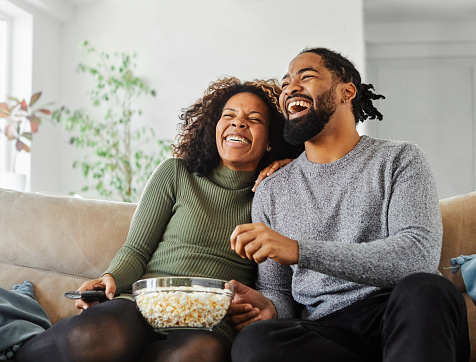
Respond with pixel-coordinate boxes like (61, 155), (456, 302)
(304, 118), (361, 164)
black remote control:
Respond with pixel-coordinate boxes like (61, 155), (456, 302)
(64, 290), (118, 302)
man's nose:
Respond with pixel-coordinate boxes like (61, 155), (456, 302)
(284, 79), (302, 94)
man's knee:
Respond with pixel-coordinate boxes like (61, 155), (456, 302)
(387, 272), (467, 326)
(232, 320), (285, 362)
(392, 272), (463, 304)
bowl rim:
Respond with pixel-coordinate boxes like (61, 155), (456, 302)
(132, 276), (233, 297)
(134, 276), (230, 285)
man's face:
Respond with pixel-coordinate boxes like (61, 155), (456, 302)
(279, 53), (339, 144)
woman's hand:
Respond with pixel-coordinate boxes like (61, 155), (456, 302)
(252, 159), (293, 192)
(227, 280), (277, 331)
(75, 274), (117, 310)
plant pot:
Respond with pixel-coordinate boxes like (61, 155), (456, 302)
(0, 172), (26, 191)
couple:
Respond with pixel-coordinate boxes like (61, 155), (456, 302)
(16, 47), (469, 362)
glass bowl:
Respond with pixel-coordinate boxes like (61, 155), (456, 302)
(132, 277), (233, 332)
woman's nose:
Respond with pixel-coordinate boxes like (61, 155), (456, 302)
(232, 119), (246, 128)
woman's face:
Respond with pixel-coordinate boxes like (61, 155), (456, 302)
(216, 92), (270, 172)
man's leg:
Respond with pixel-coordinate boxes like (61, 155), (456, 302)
(382, 273), (470, 362)
(231, 318), (364, 362)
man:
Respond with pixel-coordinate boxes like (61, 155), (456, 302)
(228, 47), (469, 362)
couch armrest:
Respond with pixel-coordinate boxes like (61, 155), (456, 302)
(439, 191), (476, 291)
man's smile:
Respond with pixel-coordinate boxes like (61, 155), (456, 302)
(287, 99), (311, 114)
(284, 95), (313, 118)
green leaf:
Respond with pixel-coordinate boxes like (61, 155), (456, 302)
(29, 92), (42, 107)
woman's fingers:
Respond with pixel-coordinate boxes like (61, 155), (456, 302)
(252, 159), (293, 192)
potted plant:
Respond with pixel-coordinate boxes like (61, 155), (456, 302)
(53, 41), (172, 202)
(0, 92), (52, 190)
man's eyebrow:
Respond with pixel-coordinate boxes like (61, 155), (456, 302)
(281, 67), (319, 82)
(298, 67), (319, 74)
(281, 73), (290, 82)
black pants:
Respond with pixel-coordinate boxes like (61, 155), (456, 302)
(231, 273), (470, 362)
(15, 298), (230, 362)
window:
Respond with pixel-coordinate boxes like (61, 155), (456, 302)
(0, 16), (6, 101)
(0, 5), (32, 190)
(0, 15), (8, 174)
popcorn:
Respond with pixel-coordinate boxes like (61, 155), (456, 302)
(135, 285), (232, 330)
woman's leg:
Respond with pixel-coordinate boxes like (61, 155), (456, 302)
(140, 329), (230, 362)
(16, 299), (156, 362)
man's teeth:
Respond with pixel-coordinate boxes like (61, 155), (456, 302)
(225, 135), (250, 144)
(287, 100), (311, 114)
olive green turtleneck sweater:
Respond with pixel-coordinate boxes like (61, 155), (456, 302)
(104, 158), (257, 293)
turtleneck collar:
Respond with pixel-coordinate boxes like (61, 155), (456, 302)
(207, 164), (256, 190)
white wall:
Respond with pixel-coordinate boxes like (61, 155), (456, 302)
(29, 4), (62, 193)
(12, 0), (365, 198)
(365, 20), (476, 198)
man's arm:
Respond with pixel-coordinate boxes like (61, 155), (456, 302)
(232, 179), (303, 319)
(232, 143), (443, 289)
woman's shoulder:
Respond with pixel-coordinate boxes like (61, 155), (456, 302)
(148, 157), (188, 181)
(155, 157), (188, 172)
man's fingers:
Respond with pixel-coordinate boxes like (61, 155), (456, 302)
(229, 308), (260, 324)
(234, 314), (262, 331)
(231, 226), (255, 257)
(228, 303), (253, 316)
(244, 240), (263, 261)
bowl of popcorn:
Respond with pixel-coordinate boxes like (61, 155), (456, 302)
(132, 277), (234, 332)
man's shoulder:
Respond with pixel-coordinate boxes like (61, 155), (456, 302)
(363, 136), (423, 159)
(255, 155), (303, 192)
(364, 135), (419, 150)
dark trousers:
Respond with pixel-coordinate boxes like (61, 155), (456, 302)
(231, 273), (470, 362)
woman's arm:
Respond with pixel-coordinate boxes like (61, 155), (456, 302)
(103, 158), (178, 291)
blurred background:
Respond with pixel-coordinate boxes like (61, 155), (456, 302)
(0, 0), (475, 201)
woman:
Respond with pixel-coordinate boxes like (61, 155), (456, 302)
(16, 77), (302, 362)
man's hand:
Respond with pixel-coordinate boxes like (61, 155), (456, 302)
(227, 280), (277, 331)
(230, 222), (299, 264)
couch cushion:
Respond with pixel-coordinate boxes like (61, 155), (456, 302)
(0, 188), (136, 279)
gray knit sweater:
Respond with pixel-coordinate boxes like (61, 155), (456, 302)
(252, 135), (443, 320)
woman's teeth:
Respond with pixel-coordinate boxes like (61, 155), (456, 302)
(287, 100), (311, 114)
(225, 135), (250, 144)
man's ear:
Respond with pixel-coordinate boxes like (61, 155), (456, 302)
(341, 82), (357, 102)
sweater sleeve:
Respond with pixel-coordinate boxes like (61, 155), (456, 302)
(104, 158), (177, 292)
(252, 186), (303, 318)
(298, 143), (443, 288)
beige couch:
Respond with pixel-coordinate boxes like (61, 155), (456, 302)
(0, 188), (475, 359)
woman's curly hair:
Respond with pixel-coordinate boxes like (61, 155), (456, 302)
(174, 77), (303, 176)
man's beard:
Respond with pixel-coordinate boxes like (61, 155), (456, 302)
(283, 86), (337, 145)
